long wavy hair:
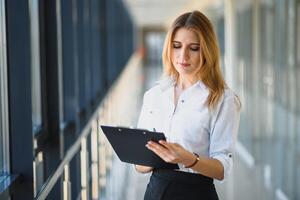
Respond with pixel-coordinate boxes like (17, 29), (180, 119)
(162, 10), (226, 110)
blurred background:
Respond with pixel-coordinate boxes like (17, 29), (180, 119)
(0, 0), (299, 199)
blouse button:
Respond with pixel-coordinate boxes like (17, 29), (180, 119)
(181, 100), (185, 103)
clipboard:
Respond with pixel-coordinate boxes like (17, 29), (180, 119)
(100, 125), (179, 169)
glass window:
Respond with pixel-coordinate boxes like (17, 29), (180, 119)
(298, 2), (300, 68)
(0, 3), (3, 174)
(236, 6), (253, 152)
(145, 32), (165, 66)
(0, 0), (9, 173)
(0, 92), (3, 174)
(297, 0), (300, 113)
(29, 0), (42, 133)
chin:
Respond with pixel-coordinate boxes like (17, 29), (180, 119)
(177, 69), (193, 76)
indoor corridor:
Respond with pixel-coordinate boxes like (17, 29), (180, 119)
(0, 0), (299, 200)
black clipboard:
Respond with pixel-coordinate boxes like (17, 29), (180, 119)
(100, 125), (179, 169)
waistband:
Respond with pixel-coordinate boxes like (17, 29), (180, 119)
(152, 169), (213, 185)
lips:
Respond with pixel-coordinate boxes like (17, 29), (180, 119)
(178, 62), (191, 67)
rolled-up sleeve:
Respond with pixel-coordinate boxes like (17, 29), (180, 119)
(209, 94), (241, 182)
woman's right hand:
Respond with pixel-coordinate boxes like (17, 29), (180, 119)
(134, 165), (153, 173)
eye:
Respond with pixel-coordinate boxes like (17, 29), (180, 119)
(190, 46), (200, 51)
(172, 43), (181, 49)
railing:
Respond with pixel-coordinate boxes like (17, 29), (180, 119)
(34, 52), (143, 200)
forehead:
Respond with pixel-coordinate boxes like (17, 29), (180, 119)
(173, 28), (199, 43)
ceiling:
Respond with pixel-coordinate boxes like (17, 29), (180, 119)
(123, 0), (224, 28)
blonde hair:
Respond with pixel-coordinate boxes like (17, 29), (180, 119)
(162, 10), (226, 110)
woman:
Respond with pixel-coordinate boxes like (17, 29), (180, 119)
(135, 10), (241, 200)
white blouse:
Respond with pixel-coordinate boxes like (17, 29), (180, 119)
(137, 77), (241, 181)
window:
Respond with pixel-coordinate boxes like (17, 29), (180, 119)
(0, 93), (3, 173)
(29, 0), (42, 133)
(297, 1), (300, 113)
(0, 0), (9, 174)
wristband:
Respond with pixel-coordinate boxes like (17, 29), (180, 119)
(184, 153), (200, 168)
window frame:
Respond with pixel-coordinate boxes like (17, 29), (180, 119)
(5, 0), (34, 198)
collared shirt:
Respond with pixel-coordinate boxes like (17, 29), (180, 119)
(137, 76), (241, 181)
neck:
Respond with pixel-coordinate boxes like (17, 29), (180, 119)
(176, 75), (198, 90)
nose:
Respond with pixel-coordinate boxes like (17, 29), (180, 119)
(179, 48), (189, 61)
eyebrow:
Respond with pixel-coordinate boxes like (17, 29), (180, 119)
(172, 41), (200, 46)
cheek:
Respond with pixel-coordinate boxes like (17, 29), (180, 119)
(191, 53), (201, 65)
(170, 52), (178, 63)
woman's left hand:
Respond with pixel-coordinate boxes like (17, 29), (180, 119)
(146, 140), (196, 167)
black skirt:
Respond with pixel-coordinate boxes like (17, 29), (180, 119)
(144, 169), (219, 200)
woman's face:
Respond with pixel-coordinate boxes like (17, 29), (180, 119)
(171, 28), (202, 78)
